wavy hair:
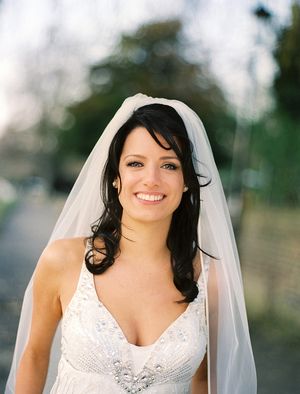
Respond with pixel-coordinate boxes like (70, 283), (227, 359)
(85, 103), (211, 303)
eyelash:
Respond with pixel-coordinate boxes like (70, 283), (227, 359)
(126, 161), (178, 170)
(162, 163), (178, 170)
(127, 161), (142, 168)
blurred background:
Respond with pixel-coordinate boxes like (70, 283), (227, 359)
(0, 0), (299, 392)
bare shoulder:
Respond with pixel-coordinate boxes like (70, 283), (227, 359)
(26, 239), (87, 356)
(36, 237), (86, 278)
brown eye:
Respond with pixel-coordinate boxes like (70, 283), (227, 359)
(162, 163), (178, 170)
(127, 161), (143, 167)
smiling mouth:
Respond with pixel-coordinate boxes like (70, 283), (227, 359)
(135, 193), (165, 202)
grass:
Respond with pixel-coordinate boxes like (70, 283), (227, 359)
(240, 203), (300, 393)
(248, 312), (300, 394)
(249, 310), (300, 346)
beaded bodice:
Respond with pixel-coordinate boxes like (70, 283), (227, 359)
(50, 261), (208, 394)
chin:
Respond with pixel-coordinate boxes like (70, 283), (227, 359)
(128, 212), (172, 225)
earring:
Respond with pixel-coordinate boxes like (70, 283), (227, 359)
(112, 180), (118, 188)
(183, 186), (188, 192)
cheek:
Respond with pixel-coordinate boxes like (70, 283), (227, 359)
(119, 170), (137, 191)
(117, 172), (137, 206)
(175, 176), (185, 200)
(172, 173), (185, 191)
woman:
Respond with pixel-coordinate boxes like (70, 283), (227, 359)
(6, 94), (256, 393)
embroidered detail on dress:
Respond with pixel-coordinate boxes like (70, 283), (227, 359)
(59, 263), (207, 393)
(113, 362), (155, 392)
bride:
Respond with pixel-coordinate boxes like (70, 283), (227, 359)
(6, 94), (256, 393)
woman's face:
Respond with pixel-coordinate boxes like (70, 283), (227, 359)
(117, 126), (185, 226)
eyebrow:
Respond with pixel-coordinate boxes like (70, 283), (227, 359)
(123, 154), (180, 161)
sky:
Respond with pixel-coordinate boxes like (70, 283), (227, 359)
(0, 0), (294, 137)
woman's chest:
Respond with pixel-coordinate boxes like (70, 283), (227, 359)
(92, 264), (189, 346)
(62, 291), (207, 392)
(60, 265), (207, 391)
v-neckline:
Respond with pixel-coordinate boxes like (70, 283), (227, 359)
(88, 266), (201, 348)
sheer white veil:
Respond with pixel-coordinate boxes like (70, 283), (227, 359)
(5, 93), (256, 393)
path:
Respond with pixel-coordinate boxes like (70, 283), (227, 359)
(0, 194), (64, 392)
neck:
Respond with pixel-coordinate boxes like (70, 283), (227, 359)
(119, 216), (172, 266)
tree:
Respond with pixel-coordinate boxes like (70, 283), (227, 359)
(251, 4), (300, 205)
(274, 3), (300, 120)
(57, 19), (234, 185)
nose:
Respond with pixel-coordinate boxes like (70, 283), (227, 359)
(143, 164), (160, 188)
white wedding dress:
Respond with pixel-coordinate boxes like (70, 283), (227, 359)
(6, 94), (257, 394)
(50, 258), (209, 393)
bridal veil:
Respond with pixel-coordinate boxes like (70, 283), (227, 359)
(6, 93), (256, 393)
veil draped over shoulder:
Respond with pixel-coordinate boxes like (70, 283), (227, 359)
(6, 94), (256, 394)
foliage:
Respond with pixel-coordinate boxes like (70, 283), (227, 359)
(249, 311), (300, 347)
(250, 4), (300, 205)
(273, 3), (300, 120)
(251, 111), (300, 205)
(57, 19), (234, 180)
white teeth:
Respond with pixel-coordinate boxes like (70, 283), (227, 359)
(136, 193), (164, 202)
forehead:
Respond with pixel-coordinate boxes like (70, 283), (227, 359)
(121, 126), (174, 154)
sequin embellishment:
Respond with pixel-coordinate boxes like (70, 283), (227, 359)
(58, 259), (209, 393)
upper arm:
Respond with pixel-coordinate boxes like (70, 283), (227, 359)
(192, 353), (208, 393)
(206, 259), (219, 394)
(26, 240), (64, 357)
(207, 259), (218, 317)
